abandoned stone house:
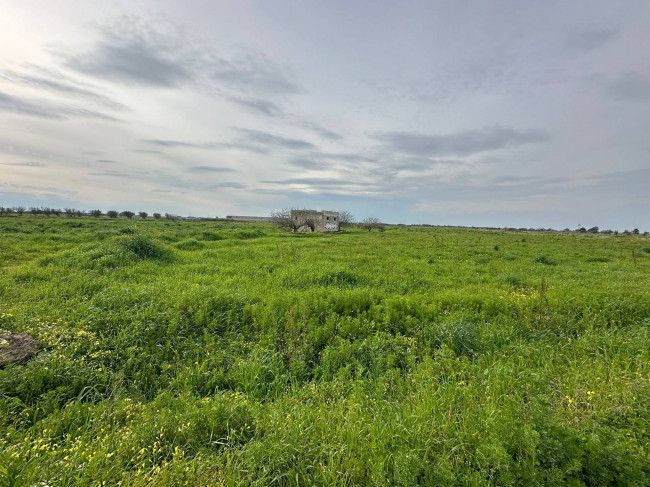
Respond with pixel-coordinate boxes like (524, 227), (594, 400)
(291, 209), (340, 232)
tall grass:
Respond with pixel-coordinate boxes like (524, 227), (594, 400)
(0, 216), (648, 485)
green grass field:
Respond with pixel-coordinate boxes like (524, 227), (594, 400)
(1, 216), (648, 486)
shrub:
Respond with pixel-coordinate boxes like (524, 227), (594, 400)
(439, 320), (482, 357)
(534, 255), (558, 266)
(586, 256), (610, 262)
(199, 231), (224, 241)
(233, 229), (265, 240)
(175, 239), (205, 251)
(503, 275), (524, 288)
(121, 236), (168, 260)
(317, 270), (359, 287)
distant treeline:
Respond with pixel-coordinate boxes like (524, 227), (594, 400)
(0, 205), (646, 235)
(0, 206), (212, 221)
(407, 223), (646, 236)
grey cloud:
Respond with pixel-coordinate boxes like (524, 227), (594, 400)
(1, 182), (77, 196)
(68, 42), (191, 87)
(287, 157), (329, 170)
(210, 53), (300, 94)
(315, 152), (374, 163)
(96, 159), (117, 163)
(186, 165), (235, 173)
(262, 177), (363, 187)
(209, 182), (245, 189)
(373, 126), (550, 157)
(0, 91), (119, 121)
(260, 176), (386, 195)
(302, 122), (343, 141)
(0, 161), (46, 167)
(564, 27), (618, 52)
(63, 17), (299, 95)
(229, 97), (283, 116)
(142, 139), (217, 149)
(287, 151), (376, 170)
(605, 72), (650, 102)
(0, 68), (126, 110)
(88, 171), (131, 178)
(131, 149), (164, 154)
(65, 18), (192, 87)
(234, 129), (316, 152)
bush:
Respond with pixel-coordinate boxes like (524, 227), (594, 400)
(439, 320), (482, 357)
(175, 239), (205, 251)
(199, 231), (224, 241)
(316, 270), (359, 287)
(534, 255), (558, 266)
(233, 229), (265, 240)
(121, 236), (168, 260)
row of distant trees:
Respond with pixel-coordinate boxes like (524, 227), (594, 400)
(0, 206), (180, 220)
(1, 206), (645, 234)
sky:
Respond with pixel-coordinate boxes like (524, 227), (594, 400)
(1, 0), (649, 230)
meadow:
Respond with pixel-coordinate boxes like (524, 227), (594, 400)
(0, 216), (648, 486)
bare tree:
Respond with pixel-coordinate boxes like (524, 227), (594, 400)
(14, 206), (25, 216)
(270, 208), (302, 232)
(338, 210), (354, 228)
(152, 213), (162, 220)
(138, 211), (148, 219)
(64, 208), (75, 217)
(90, 209), (102, 217)
(360, 217), (381, 232)
(303, 217), (316, 232)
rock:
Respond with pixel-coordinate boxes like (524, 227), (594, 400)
(0, 332), (42, 366)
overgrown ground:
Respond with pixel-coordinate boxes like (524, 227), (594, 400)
(0, 216), (648, 486)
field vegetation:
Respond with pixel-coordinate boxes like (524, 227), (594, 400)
(0, 216), (649, 485)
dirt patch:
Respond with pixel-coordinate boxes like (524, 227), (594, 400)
(0, 332), (42, 366)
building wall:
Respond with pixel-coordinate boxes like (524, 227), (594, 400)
(291, 210), (339, 232)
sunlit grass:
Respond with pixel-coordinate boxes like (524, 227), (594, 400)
(0, 216), (648, 485)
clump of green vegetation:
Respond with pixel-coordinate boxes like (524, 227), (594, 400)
(586, 256), (610, 262)
(503, 274), (525, 288)
(232, 229), (265, 240)
(534, 254), (558, 265)
(121, 235), (169, 260)
(175, 238), (205, 251)
(440, 320), (482, 357)
(317, 269), (359, 287)
(199, 230), (224, 241)
(0, 215), (648, 485)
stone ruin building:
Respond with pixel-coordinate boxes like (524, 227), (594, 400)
(290, 209), (340, 232)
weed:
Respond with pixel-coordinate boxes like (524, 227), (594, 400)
(534, 255), (558, 265)
(121, 236), (169, 260)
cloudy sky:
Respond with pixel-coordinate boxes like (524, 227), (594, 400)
(1, 0), (649, 229)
